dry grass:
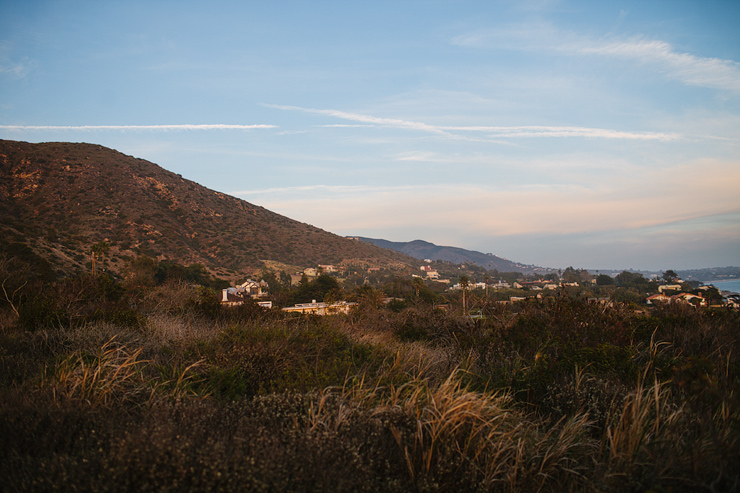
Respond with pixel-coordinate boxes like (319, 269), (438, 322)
(305, 363), (597, 491)
(50, 336), (205, 406)
(3, 292), (739, 491)
(52, 337), (150, 406)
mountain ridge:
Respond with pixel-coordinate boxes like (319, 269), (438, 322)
(356, 237), (544, 274)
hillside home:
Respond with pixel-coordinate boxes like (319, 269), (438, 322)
(647, 292), (706, 307)
(282, 300), (357, 316)
(318, 264), (337, 273)
(672, 292), (706, 306)
(725, 294), (740, 309)
(658, 284), (683, 293)
(646, 294), (671, 305)
(220, 279), (268, 306)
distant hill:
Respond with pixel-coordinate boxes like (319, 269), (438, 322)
(356, 237), (543, 274)
(0, 140), (418, 280)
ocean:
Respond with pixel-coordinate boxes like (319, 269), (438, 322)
(703, 279), (740, 294)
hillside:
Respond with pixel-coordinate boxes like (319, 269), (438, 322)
(357, 237), (543, 274)
(0, 139), (418, 279)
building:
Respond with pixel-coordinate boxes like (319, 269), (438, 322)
(220, 279), (269, 306)
(658, 284), (683, 293)
(646, 293), (671, 305)
(282, 300), (357, 315)
(672, 292), (706, 306)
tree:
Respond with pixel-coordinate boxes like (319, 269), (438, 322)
(412, 277), (424, 297)
(562, 266), (579, 283)
(703, 286), (723, 306)
(293, 274), (341, 303)
(596, 274), (614, 286)
(662, 269), (679, 283)
(356, 285), (384, 310)
(615, 271), (647, 288)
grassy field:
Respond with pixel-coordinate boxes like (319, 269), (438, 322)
(1, 276), (739, 492)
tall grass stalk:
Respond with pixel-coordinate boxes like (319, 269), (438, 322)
(602, 377), (682, 470)
(53, 337), (149, 406)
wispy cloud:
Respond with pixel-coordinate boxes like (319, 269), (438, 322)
(564, 37), (740, 93)
(0, 42), (36, 79)
(0, 124), (277, 131)
(318, 124), (378, 128)
(267, 104), (677, 141)
(453, 24), (740, 94)
(266, 104), (459, 138)
(440, 125), (678, 140)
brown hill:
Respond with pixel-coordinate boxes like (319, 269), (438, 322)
(0, 139), (418, 280)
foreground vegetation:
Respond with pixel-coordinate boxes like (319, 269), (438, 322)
(1, 273), (739, 492)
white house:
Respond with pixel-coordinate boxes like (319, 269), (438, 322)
(282, 300), (357, 315)
(221, 279), (269, 306)
(658, 284), (683, 293)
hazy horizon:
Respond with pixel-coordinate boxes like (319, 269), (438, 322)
(2, 1), (738, 271)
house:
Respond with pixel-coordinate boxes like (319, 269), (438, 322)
(646, 294), (671, 305)
(658, 284), (683, 293)
(647, 292), (706, 307)
(318, 264), (337, 273)
(725, 294), (740, 309)
(282, 300), (357, 315)
(672, 292), (706, 306)
(304, 267), (318, 277)
(426, 270), (439, 280)
(221, 279), (269, 306)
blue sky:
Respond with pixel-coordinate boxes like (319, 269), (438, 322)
(1, 0), (739, 270)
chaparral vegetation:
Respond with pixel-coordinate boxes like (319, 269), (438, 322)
(1, 259), (739, 492)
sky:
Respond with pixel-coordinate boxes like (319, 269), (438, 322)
(1, 0), (739, 271)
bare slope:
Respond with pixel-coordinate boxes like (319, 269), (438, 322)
(0, 140), (417, 278)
